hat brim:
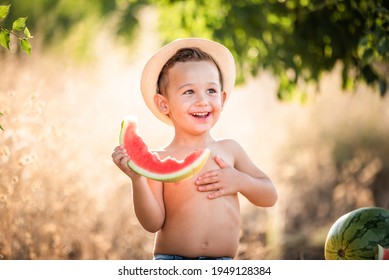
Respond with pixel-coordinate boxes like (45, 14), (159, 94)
(140, 38), (236, 126)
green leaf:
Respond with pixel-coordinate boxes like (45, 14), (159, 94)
(0, 4), (11, 20)
(24, 26), (32, 38)
(377, 37), (388, 56)
(20, 38), (32, 55)
(12, 17), (27, 31)
(362, 48), (374, 62)
(358, 36), (369, 48)
(0, 29), (10, 50)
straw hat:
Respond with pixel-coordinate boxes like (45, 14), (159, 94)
(140, 38), (236, 126)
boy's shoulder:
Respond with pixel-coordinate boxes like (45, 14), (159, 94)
(216, 137), (237, 145)
(213, 138), (248, 166)
(215, 138), (244, 151)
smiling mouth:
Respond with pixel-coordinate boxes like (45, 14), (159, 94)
(191, 112), (210, 118)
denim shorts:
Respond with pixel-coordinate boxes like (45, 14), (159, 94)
(154, 254), (233, 260)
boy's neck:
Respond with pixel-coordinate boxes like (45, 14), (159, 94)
(170, 131), (215, 150)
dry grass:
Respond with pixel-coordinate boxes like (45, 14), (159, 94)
(1, 20), (388, 260)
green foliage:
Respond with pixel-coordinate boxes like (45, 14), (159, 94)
(153, 0), (389, 100)
(2, 0), (387, 100)
(0, 0), (147, 59)
(0, 4), (34, 130)
(0, 4), (33, 55)
(0, 4), (9, 18)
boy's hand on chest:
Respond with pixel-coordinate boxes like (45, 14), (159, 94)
(195, 155), (241, 199)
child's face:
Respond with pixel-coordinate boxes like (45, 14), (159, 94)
(156, 60), (226, 133)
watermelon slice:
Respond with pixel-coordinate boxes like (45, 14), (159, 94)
(119, 115), (210, 182)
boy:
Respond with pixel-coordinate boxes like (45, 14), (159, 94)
(112, 38), (277, 260)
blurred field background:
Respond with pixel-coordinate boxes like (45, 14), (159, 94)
(1, 1), (388, 260)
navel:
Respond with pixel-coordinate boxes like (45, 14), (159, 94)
(200, 242), (208, 249)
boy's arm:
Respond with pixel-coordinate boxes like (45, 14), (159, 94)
(196, 140), (277, 207)
(233, 152), (278, 207)
(112, 146), (165, 232)
(131, 176), (165, 233)
(231, 140), (277, 207)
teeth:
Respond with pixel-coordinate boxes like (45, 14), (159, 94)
(192, 112), (209, 117)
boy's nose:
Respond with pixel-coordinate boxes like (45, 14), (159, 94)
(195, 93), (208, 106)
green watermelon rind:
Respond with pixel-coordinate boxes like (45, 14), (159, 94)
(127, 148), (210, 182)
(119, 115), (138, 144)
(375, 244), (387, 260)
(324, 207), (389, 260)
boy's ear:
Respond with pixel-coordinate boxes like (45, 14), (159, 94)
(154, 94), (169, 115)
(221, 91), (227, 109)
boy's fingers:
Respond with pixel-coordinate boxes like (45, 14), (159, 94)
(121, 157), (129, 166)
(197, 169), (219, 181)
(112, 151), (123, 161)
(196, 173), (218, 185)
(208, 189), (224, 199)
(112, 146), (128, 157)
(214, 155), (229, 169)
(198, 182), (221, 192)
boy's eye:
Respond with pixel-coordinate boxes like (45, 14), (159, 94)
(183, 90), (194, 95)
(207, 88), (217, 94)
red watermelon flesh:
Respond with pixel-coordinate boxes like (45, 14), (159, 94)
(119, 116), (210, 182)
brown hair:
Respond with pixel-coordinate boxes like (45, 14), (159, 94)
(157, 47), (223, 95)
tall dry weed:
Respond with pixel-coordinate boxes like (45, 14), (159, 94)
(270, 70), (389, 259)
(0, 47), (156, 259)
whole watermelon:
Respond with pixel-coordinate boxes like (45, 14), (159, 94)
(324, 207), (389, 260)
